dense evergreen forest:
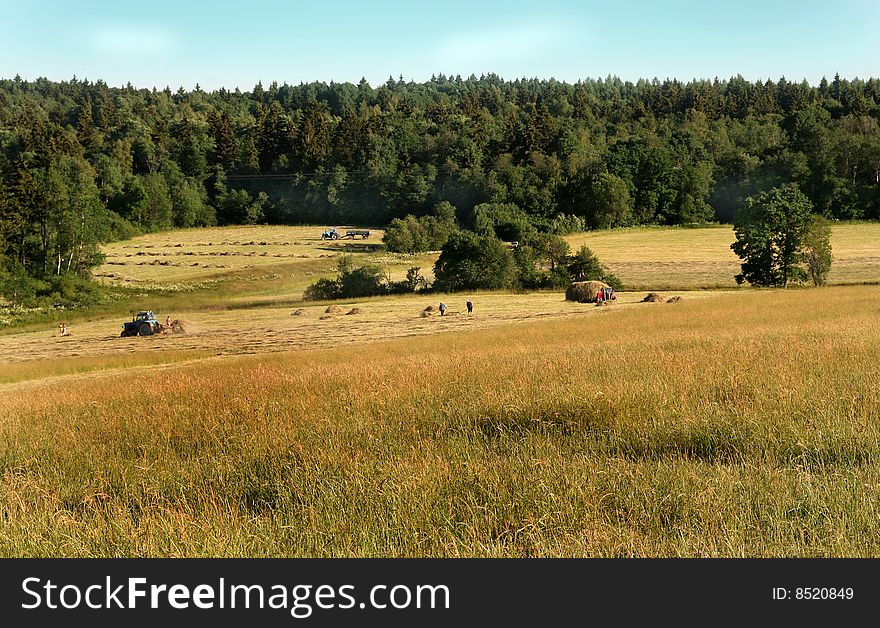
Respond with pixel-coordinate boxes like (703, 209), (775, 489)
(1, 73), (879, 293)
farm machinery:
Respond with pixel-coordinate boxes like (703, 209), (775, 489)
(321, 228), (371, 240)
(120, 311), (185, 337)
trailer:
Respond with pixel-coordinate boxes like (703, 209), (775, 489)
(341, 229), (370, 239)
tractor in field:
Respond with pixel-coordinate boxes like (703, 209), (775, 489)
(321, 227), (339, 240)
(121, 311), (162, 336)
(120, 311), (185, 337)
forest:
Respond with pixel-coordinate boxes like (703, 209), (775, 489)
(1, 73), (879, 296)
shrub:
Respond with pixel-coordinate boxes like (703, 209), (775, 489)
(433, 231), (517, 291)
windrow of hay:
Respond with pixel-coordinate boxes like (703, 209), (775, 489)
(642, 293), (666, 303)
(565, 281), (609, 303)
(291, 309), (306, 316)
(325, 305), (343, 314)
(346, 308), (363, 315)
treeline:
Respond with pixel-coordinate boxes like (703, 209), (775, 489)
(2, 73), (880, 300)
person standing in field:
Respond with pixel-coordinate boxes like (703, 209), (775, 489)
(439, 302), (447, 316)
(466, 300), (473, 314)
(59, 322), (68, 336)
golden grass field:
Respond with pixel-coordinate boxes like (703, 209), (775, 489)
(1, 285), (879, 556)
(564, 222), (880, 289)
(1, 223), (879, 557)
(93, 223), (880, 295)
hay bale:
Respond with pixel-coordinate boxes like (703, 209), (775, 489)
(642, 292), (666, 303)
(667, 296), (682, 303)
(291, 308), (306, 316)
(325, 305), (343, 314)
(346, 307), (363, 315)
(565, 281), (610, 303)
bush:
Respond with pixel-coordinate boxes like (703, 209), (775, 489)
(388, 267), (429, 294)
(304, 258), (423, 300)
(339, 264), (387, 298)
(433, 231), (517, 291)
(303, 278), (341, 301)
(469, 202), (536, 242)
(383, 202), (459, 253)
(567, 245), (623, 290)
(548, 213), (586, 235)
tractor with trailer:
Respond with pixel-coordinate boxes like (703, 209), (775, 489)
(120, 311), (184, 337)
(321, 227), (371, 240)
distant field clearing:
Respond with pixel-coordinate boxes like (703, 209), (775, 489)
(94, 225), (387, 286)
(564, 223), (880, 289)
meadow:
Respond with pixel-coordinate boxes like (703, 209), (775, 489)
(564, 222), (880, 289)
(1, 223), (879, 557)
(1, 285), (879, 556)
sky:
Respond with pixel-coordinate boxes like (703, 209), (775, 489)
(1, 0), (878, 90)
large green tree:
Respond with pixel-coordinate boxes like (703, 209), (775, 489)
(433, 231), (517, 291)
(731, 184), (816, 287)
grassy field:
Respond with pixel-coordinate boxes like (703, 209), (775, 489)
(1, 223), (879, 557)
(564, 222), (880, 289)
(93, 223), (880, 294)
(1, 285), (879, 556)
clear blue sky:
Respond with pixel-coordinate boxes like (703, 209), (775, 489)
(1, 0), (877, 90)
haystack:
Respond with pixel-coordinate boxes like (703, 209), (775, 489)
(566, 281), (610, 303)
(667, 296), (682, 303)
(346, 307), (363, 315)
(325, 305), (343, 314)
(642, 292), (666, 303)
(291, 308), (306, 316)
(423, 305), (435, 312)
(319, 314), (333, 320)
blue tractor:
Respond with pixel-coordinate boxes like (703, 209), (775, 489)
(321, 227), (339, 240)
(121, 310), (162, 337)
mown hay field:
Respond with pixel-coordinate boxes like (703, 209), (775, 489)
(564, 223), (880, 289)
(0, 289), (705, 383)
(95, 225), (393, 287)
(93, 223), (880, 295)
(2, 285), (879, 557)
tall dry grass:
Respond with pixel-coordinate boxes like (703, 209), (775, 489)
(1, 285), (879, 556)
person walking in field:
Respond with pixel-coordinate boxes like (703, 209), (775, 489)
(439, 302), (447, 316)
(466, 300), (473, 314)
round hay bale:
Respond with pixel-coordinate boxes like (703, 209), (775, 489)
(291, 308), (306, 316)
(325, 305), (343, 314)
(346, 307), (363, 315)
(666, 296), (682, 303)
(642, 292), (666, 303)
(565, 281), (609, 303)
